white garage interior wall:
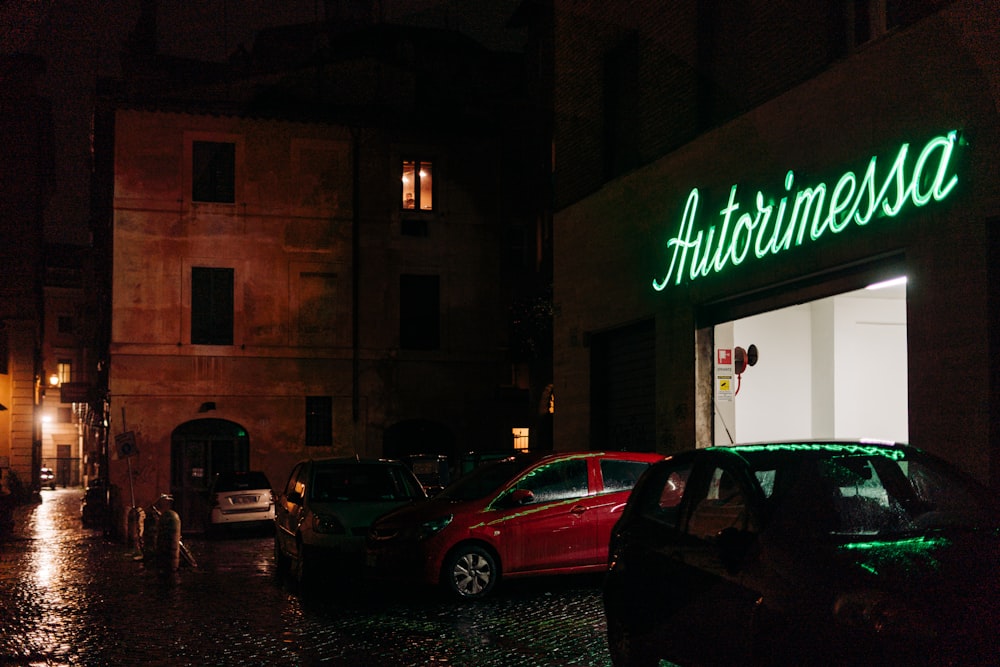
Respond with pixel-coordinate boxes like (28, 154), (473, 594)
(714, 282), (908, 445)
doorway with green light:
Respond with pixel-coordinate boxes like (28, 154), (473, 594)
(171, 418), (250, 533)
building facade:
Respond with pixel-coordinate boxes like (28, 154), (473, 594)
(40, 245), (97, 490)
(550, 0), (1000, 485)
(0, 53), (51, 502)
(102, 23), (546, 533)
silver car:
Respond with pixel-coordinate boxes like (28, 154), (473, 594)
(274, 457), (426, 586)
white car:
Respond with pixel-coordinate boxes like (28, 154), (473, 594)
(208, 470), (275, 534)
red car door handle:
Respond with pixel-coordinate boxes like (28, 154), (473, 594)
(570, 505), (588, 515)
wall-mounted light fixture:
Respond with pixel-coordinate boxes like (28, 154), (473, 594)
(198, 401), (216, 413)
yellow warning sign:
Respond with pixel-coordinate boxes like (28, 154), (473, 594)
(718, 378), (731, 392)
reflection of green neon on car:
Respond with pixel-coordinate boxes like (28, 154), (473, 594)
(731, 442), (907, 461)
(839, 535), (951, 575)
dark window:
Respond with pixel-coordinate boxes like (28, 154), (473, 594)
(400, 274), (440, 350)
(305, 396), (333, 447)
(506, 226), (527, 269)
(191, 267), (234, 345)
(57, 316), (73, 334)
(603, 34), (640, 180)
(193, 141), (236, 203)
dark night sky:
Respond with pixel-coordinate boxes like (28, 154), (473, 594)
(0, 0), (525, 245)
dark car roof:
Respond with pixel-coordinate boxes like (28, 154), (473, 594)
(308, 457), (409, 466)
(668, 440), (914, 463)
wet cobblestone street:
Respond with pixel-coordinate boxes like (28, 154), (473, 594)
(0, 489), (613, 666)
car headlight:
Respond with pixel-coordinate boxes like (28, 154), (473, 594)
(417, 515), (453, 540)
(312, 514), (346, 534)
(833, 590), (933, 638)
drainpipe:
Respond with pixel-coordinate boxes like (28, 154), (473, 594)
(352, 128), (360, 424)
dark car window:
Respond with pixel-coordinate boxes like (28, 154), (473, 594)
(760, 451), (1000, 538)
(309, 464), (422, 502)
(686, 466), (756, 539)
(212, 471), (270, 492)
(600, 459), (652, 494)
(899, 458), (992, 522)
(633, 461), (694, 529)
(505, 458), (588, 505)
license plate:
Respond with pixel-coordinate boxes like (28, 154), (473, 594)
(232, 495), (258, 504)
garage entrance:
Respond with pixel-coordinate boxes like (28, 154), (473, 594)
(711, 276), (907, 446)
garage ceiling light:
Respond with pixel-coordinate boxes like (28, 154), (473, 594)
(866, 276), (907, 291)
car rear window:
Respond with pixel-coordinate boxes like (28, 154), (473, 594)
(600, 459), (652, 493)
(213, 471), (271, 492)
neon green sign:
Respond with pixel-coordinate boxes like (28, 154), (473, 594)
(652, 131), (961, 290)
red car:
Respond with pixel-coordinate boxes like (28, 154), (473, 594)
(366, 450), (663, 599)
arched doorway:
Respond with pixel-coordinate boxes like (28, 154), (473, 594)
(170, 418), (250, 533)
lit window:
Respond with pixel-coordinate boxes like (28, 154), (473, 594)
(402, 160), (433, 211)
(513, 428), (530, 451)
(57, 360), (72, 384)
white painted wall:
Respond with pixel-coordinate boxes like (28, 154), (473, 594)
(833, 295), (908, 441)
(720, 289), (908, 444)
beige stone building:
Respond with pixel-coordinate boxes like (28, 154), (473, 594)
(104, 23), (546, 532)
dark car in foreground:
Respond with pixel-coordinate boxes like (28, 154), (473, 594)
(274, 457), (426, 585)
(603, 441), (1000, 666)
(367, 450), (663, 599)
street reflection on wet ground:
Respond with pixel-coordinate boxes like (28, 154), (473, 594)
(0, 489), (612, 666)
